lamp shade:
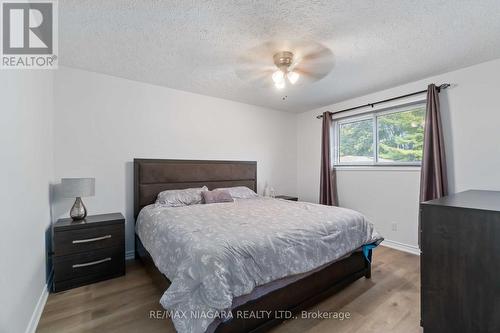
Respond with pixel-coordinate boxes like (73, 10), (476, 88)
(61, 178), (95, 198)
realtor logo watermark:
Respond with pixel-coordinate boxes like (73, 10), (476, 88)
(1, 0), (58, 69)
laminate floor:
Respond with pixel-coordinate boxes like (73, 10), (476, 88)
(37, 246), (421, 333)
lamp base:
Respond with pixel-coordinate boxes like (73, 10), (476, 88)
(70, 197), (87, 221)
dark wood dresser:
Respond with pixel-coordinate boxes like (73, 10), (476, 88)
(420, 190), (500, 333)
(52, 213), (125, 292)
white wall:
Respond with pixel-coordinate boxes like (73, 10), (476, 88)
(0, 71), (54, 333)
(53, 67), (298, 256)
(297, 58), (500, 250)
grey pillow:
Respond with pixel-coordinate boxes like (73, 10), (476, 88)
(202, 190), (234, 204)
(155, 186), (208, 207)
(214, 186), (258, 199)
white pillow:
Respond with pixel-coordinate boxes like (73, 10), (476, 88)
(215, 186), (258, 199)
(155, 186), (208, 207)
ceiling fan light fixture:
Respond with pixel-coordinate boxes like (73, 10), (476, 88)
(287, 71), (299, 84)
(272, 70), (285, 84)
(272, 51), (300, 89)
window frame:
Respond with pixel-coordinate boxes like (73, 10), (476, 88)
(333, 101), (426, 167)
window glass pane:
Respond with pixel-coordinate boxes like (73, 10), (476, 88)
(339, 118), (374, 163)
(377, 106), (425, 163)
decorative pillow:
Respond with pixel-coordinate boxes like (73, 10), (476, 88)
(214, 186), (258, 199)
(202, 190), (234, 204)
(155, 186), (208, 207)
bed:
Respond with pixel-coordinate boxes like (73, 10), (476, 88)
(134, 159), (381, 333)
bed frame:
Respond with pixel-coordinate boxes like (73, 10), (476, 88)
(134, 158), (371, 333)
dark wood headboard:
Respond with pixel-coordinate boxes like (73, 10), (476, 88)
(133, 159), (257, 218)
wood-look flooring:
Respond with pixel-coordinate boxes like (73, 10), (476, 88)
(37, 246), (421, 333)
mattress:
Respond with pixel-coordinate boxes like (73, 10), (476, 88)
(136, 196), (382, 333)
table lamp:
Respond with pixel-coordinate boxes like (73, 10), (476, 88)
(61, 178), (95, 220)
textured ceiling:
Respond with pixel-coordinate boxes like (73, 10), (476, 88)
(59, 1), (500, 112)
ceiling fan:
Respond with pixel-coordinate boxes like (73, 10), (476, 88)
(235, 40), (334, 90)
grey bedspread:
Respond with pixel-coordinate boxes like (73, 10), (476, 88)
(136, 197), (382, 333)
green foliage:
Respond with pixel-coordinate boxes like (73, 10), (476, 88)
(339, 119), (373, 160)
(378, 108), (424, 162)
(338, 107), (425, 163)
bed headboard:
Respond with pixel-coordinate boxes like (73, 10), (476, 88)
(134, 159), (257, 218)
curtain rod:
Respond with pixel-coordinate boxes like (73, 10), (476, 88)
(316, 83), (451, 119)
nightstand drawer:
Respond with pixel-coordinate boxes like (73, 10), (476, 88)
(53, 246), (125, 283)
(54, 224), (124, 256)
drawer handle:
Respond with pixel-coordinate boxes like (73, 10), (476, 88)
(72, 235), (112, 244)
(72, 257), (111, 268)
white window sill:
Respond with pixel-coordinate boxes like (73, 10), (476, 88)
(334, 166), (421, 172)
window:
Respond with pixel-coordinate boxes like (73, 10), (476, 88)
(334, 103), (426, 166)
(338, 117), (374, 164)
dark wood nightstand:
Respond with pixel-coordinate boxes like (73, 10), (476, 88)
(275, 195), (299, 201)
(52, 213), (125, 292)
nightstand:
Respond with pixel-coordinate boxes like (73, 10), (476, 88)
(52, 213), (125, 292)
(275, 195), (299, 201)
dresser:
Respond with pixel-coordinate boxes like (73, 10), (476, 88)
(52, 213), (125, 292)
(420, 190), (500, 333)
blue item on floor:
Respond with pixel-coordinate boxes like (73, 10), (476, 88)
(362, 243), (378, 263)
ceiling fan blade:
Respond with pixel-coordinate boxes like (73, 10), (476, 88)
(292, 48), (334, 83)
(300, 48), (334, 64)
(293, 68), (323, 81)
(234, 42), (279, 86)
(235, 68), (274, 86)
(237, 41), (283, 67)
(293, 64), (333, 81)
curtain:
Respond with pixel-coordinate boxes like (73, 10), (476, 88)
(420, 84), (448, 202)
(320, 111), (338, 206)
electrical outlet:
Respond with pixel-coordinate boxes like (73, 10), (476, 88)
(391, 222), (398, 232)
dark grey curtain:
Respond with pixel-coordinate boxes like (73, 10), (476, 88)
(420, 84), (448, 202)
(320, 111), (338, 206)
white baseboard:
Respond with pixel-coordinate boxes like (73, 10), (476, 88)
(25, 277), (51, 333)
(380, 239), (420, 256)
(126, 250), (135, 260)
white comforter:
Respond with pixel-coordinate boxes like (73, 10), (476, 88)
(136, 197), (382, 333)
